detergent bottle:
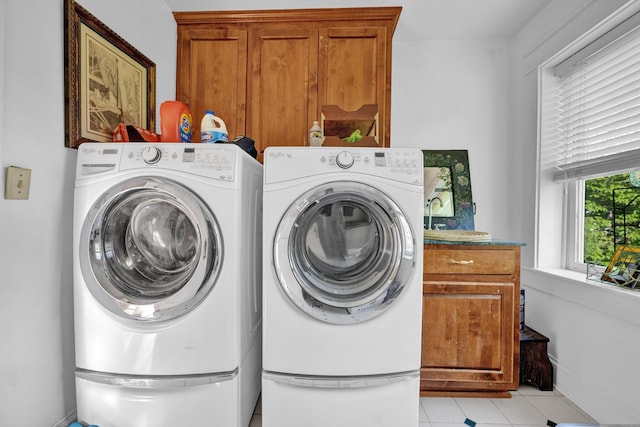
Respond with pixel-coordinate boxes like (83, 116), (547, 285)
(200, 110), (228, 143)
(160, 100), (192, 142)
(309, 120), (323, 146)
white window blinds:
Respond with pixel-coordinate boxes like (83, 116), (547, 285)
(552, 12), (640, 182)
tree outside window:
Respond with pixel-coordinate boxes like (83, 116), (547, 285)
(584, 172), (640, 266)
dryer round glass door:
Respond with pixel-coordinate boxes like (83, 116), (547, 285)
(273, 181), (416, 324)
(80, 176), (222, 322)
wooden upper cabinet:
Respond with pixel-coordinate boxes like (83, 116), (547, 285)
(175, 28), (247, 142)
(174, 7), (400, 160)
(319, 26), (389, 145)
(247, 28), (319, 157)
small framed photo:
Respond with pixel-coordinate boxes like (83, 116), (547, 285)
(601, 245), (640, 288)
(64, 0), (156, 147)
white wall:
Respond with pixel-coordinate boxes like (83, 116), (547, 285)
(392, 39), (510, 236)
(511, 0), (640, 423)
(0, 0), (176, 425)
(0, 1), (4, 166)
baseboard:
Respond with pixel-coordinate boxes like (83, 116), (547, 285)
(552, 355), (640, 424)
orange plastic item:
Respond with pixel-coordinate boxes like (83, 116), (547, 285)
(160, 101), (193, 142)
(113, 124), (161, 142)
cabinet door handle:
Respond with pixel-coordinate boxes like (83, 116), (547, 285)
(449, 259), (474, 265)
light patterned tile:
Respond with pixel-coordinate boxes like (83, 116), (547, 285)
(512, 424), (550, 427)
(518, 384), (562, 396)
(419, 398), (430, 422)
(429, 423), (470, 427)
(420, 397), (465, 423)
(525, 395), (597, 424)
(455, 397), (509, 424)
(492, 395), (548, 424)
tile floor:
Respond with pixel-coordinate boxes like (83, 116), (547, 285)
(248, 384), (598, 427)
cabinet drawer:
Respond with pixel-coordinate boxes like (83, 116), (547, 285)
(424, 248), (516, 275)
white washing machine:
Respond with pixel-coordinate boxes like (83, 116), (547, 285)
(262, 147), (424, 427)
(73, 143), (262, 427)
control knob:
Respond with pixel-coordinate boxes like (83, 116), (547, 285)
(141, 146), (162, 164)
(336, 151), (354, 169)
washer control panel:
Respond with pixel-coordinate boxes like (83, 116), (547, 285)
(140, 146), (162, 164)
(76, 143), (238, 181)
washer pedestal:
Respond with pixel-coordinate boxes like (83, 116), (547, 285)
(76, 375), (238, 427)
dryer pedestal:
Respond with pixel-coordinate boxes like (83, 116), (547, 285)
(262, 373), (420, 427)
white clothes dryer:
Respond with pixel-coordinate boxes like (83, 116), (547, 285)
(262, 147), (424, 427)
(73, 143), (262, 427)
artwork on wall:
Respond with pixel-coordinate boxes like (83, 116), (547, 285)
(64, 0), (156, 148)
(600, 245), (640, 289)
(422, 150), (475, 230)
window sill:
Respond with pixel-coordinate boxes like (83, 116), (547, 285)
(522, 267), (640, 327)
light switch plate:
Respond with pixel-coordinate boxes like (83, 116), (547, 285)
(5, 166), (31, 200)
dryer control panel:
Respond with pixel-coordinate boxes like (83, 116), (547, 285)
(264, 147), (423, 186)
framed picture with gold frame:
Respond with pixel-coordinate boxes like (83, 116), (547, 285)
(601, 245), (640, 289)
(64, 0), (156, 148)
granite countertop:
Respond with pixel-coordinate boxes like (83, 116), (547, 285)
(424, 238), (526, 246)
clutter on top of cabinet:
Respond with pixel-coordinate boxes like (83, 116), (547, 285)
(113, 124), (161, 142)
(231, 135), (258, 159)
(201, 110), (228, 143)
(160, 100), (192, 143)
(309, 120), (323, 146)
(114, 100), (192, 143)
(321, 104), (378, 147)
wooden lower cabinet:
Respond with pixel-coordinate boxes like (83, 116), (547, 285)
(421, 244), (521, 397)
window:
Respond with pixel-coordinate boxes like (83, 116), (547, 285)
(542, 10), (640, 273)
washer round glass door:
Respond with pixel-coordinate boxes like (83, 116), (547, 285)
(80, 176), (222, 322)
(273, 181), (416, 324)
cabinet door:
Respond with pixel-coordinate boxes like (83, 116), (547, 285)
(318, 27), (389, 146)
(421, 281), (517, 393)
(176, 28), (247, 142)
(248, 28), (318, 161)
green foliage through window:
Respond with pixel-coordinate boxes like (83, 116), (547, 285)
(584, 172), (640, 266)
